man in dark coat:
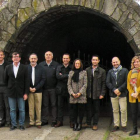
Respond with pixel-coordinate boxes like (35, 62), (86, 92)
(0, 50), (10, 127)
(39, 51), (59, 127)
(4, 52), (29, 131)
(83, 55), (106, 130)
(27, 53), (46, 129)
(55, 53), (74, 127)
(106, 57), (128, 132)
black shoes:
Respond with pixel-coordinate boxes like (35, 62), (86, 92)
(77, 124), (82, 131)
(19, 126), (25, 131)
(10, 126), (17, 131)
(51, 122), (57, 127)
(73, 123), (82, 131)
(73, 123), (77, 131)
(129, 129), (138, 136)
(111, 126), (119, 132)
(41, 122), (48, 126)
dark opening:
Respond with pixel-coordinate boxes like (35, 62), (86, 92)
(5, 6), (134, 116)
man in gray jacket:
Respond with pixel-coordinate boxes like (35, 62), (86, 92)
(83, 55), (106, 130)
(106, 57), (128, 132)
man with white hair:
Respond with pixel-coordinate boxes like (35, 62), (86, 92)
(106, 57), (128, 132)
(39, 51), (59, 127)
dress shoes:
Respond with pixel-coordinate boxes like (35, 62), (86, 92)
(26, 124), (34, 128)
(77, 124), (82, 131)
(129, 129), (137, 136)
(55, 121), (63, 127)
(70, 122), (74, 128)
(82, 123), (91, 128)
(36, 125), (41, 129)
(92, 125), (98, 131)
(51, 122), (57, 127)
(10, 126), (17, 131)
(73, 123), (77, 131)
(41, 122), (48, 126)
(19, 126), (25, 131)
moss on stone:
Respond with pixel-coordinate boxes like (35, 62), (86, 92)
(18, 9), (29, 22)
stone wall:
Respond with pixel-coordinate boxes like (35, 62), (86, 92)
(0, 0), (140, 53)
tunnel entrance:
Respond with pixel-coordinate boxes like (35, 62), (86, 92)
(5, 6), (134, 116)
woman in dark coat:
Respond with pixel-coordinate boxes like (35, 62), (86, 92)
(67, 58), (87, 131)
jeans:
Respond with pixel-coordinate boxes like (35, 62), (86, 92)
(8, 97), (25, 126)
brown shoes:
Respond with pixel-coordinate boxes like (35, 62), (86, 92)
(36, 125), (41, 129)
(26, 125), (34, 128)
(92, 125), (98, 130)
(55, 121), (63, 127)
(82, 123), (91, 128)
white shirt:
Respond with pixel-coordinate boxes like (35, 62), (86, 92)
(32, 66), (35, 86)
(92, 67), (97, 77)
(13, 62), (20, 78)
(46, 61), (52, 66)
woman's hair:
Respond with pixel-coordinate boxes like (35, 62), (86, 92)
(72, 58), (83, 70)
(131, 56), (140, 69)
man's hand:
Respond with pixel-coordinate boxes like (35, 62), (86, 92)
(117, 92), (121, 96)
(30, 87), (36, 93)
(114, 89), (120, 95)
(23, 94), (28, 100)
(99, 95), (104, 99)
(133, 92), (138, 98)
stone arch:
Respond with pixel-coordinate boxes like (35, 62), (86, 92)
(0, 0), (140, 59)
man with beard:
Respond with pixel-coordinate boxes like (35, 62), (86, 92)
(55, 53), (74, 128)
(39, 51), (59, 127)
(106, 57), (128, 132)
(0, 50), (10, 127)
(27, 53), (46, 129)
(83, 55), (106, 130)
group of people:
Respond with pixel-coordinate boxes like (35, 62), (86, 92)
(0, 50), (140, 136)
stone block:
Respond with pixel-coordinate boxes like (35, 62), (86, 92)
(49, 0), (57, 7)
(57, 0), (65, 5)
(16, 18), (22, 28)
(18, 9), (29, 22)
(125, 0), (132, 5)
(94, 0), (104, 11)
(65, 0), (74, 5)
(42, 0), (51, 9)
(119, 10), (129, 24)
(79, 0), (86, 6)
(128, 25), (137, 35)
(8, 0), (19, 14)
(7, 22), (16, 34)
(32, 0), (45, 13)
(1, 31), (11, 41)
(102, 0), (118, 16)
(0, 12), (4, 22)
(85, 0), (95, 8)
(19, 0), (32, 8)
(135, 23), (140, 30)
(122, 19), (136, 29)
(118, 3), (127, 12)
(0, 20), (7, 30)
(0, 41), (7, 49)
(1, 8), (14, 21)
(74, 0), (79, 5)
(133, 12), (140, 22)
(10, 16), (16, 27)
(134, 31), (140, 45)
(111, 7), (122, 21)
(25, 7), (35, 17)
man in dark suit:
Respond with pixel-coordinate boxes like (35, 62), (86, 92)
(27, 53), (46, 129)
(55, 53), (74, 128)
(4, 52), (29, 131)
(0, 50), (10, 127)
(39, 51), (59, 127)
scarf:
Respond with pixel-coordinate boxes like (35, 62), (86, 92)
(113, 65), (122, 79)
(72, 69), (81, 83)
(130, 68), (140, 87)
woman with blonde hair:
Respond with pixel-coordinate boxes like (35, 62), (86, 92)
(127, 56), (140, 136)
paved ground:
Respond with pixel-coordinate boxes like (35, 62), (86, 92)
(0, 116), (140, 140)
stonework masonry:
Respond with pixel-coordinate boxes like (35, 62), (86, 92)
(0, 0), (140, 53)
